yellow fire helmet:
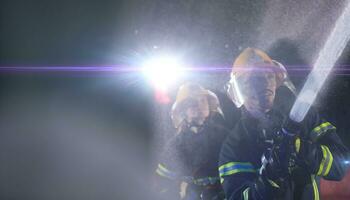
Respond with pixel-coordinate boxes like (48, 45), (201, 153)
(226, 47), (296, 108)
(171, 83), (223, 130)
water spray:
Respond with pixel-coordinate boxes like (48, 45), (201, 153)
(260, 1), (350, 179)
(289, 1), (350, 122)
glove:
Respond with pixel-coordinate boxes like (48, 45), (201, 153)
(282, 118), (323, 174)
(257, 145), (290, 199)
(255, 157), (287, 200)
(296, 139), (323, 173)
(261, 145), (291, 182)
(261, 117), (299, 181)
(252, 175), (274, 200)
(256, 118), (300, 197)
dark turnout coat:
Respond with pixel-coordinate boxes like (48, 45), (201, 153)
(155, 113), (229, 200)
(219, 106), (349, 200)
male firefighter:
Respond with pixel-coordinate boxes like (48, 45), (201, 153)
(155, 83), (229, 200)
(219, 48), (349, 200)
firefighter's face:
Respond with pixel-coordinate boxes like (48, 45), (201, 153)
(239, 67), (277, 112)
(183, 95), (210, 125)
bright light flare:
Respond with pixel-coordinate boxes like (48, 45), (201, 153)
(142, 56), (185, 91)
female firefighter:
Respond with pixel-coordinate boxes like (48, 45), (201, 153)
(219, 48), (349, 200)
(155, 83), (229, 200)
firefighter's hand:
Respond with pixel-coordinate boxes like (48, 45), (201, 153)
(263, 152), (289, 182)
(296, 139), (322, 173)
(282, 118), (323, 174)
(282, 117), (301, 136)
(256, 157), (283, 199)
(253, 175), (274, 199)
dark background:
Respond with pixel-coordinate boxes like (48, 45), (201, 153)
(1, 0), (350, 199)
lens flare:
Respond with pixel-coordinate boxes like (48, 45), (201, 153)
(142, 56), (185, 91)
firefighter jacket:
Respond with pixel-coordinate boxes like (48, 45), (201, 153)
(156, 113), (230, 199)
(218, 106), (349, 200)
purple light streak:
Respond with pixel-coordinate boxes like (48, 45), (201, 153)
(0, 65), (350, 75)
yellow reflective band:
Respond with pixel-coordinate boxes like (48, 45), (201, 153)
(219, 162), (256, 177)
(156, 168), (168, 178)
(295, 137), (301, 153)
(312, 122), (336, 135)
(243, 187), (250, 200)
(158, 164), (171, 174)
(156, 164), (177, 179)
(311, 175), (320, 200)
(317, 145), (334, 176)
(311, 122), (336, 142)
(267, 179), (280, 188)
(324, 146), (334, 176)
(221, 168), (256, 177)
(220, 177), (224, 184)
(317, 146), (328, 176)
(313, 122), (331, 132)
(219, 162), (249, 171)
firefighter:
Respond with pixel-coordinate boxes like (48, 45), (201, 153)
(219, 48), (349, 200)
(155, 83), (229, 200)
